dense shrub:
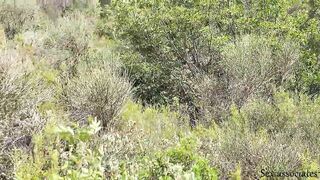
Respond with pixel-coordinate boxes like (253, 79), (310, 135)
(34, 10), (96, 78)
(0, 49), (50, 179)
(167, 33), (299, 125)
(202, 91), (320, 178)
(240, 0), (320, 96)
(63, 59), (132, 128)
(106, 0), (312, 127)
(220, 35), (299, 107)
(106, 0), (320, 100)
(0, 4), (35, 40)
(0, 49), (45, 145)
(108, 0), (227, 106)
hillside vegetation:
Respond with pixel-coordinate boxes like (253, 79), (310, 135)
(0, 0), (320, 179)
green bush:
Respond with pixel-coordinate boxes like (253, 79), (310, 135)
(108, 0), (228, 106)
(15, 117), (104, 179)
(105, 0), (317, 126)
(124, 137), (218, 180)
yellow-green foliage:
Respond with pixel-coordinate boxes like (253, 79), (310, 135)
(15, 117), (104, 180)
(98, 101), (190, 178)
(118, 136), (219, 180)
(230, 165), (242, 180)
(120, 100), (188, 140)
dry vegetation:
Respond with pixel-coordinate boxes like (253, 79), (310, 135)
(0, 0), (320, 179)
